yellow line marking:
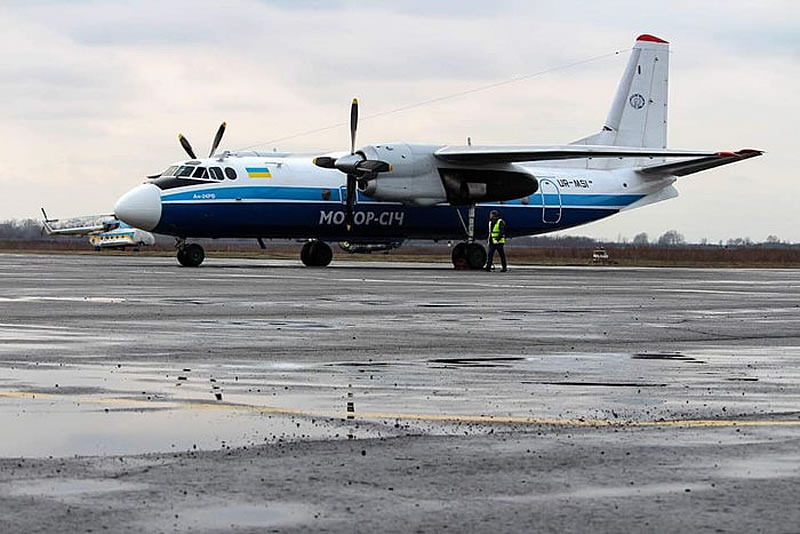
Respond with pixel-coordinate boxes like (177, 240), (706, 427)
(2, 390), (799, 429)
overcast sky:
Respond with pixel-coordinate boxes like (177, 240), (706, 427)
(1, 0), (797, 242)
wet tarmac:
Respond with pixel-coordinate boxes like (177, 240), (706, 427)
(1, 253), (799, 532)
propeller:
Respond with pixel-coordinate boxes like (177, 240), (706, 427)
(209, 122), (227, 157)
(178, 133), (196, 159)
(312, 99), (391, 231)
(177, 121), (227, 160)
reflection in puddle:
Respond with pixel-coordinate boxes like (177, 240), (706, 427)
(720, 455), (800, 480)
(165, 502), (313, 531)
(2, 478), (145, 498)
(497, 482), (709, 502)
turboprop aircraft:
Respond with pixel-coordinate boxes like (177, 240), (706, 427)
(41, 208), (155, 251)
(114, 34), (762, 268)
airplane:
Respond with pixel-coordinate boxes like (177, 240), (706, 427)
(41, 208), (155, 251)
(113, 34), (762, 269)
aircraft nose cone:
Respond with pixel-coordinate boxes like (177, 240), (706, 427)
(114, 183), (162, 231)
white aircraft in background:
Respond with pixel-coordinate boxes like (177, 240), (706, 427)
(114, 34), (762, 268)
(41, 209), (155, 251)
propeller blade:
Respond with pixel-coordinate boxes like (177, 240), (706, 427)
(178, 134), (196, 159)
(356, 160), (392, 174)
(313, 156), (338, 169)
(345, 174), (356, 231)
(209, 121), (227, 157)
(349, 98), (358, 155)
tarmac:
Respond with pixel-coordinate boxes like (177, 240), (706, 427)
(1, 252), (799, 532)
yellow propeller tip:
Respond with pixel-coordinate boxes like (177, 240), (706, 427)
(352, 98), (358, 104)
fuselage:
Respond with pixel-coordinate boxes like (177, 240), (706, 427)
(115, 146), (674, 243)
(89, 224), (155, 249)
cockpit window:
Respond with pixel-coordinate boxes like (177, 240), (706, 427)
(224, 167), (237, 180)
(176, 166), (194, 177)
(162, 165), (178, 177)
(192, 167), (208, 179)
(209, 167), (224, 181)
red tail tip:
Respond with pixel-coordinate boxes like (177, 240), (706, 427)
(716, 151), (738, 158)
(637, 34), (669, 44)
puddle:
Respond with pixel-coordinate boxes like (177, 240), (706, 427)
(328, 361), (394, 368)
(726, 377), (759, 382)
(428, 357), (524, 368)
(163, 502), (314, 531)
(2, 478), (145, 498)
(190, 319), (332, 330)
(632, 352), (705, 363)
(526, 381), (666, 388)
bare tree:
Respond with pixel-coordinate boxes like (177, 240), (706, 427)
(656, 230), (685, 247)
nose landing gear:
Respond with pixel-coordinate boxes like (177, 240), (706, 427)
(176, 239), (205, 267)
(301, 240), (333, 267)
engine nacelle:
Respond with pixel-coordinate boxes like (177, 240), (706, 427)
(439, 168), (538, 205)
(358, 143), (447, 205)
(356, 143), (539, 206)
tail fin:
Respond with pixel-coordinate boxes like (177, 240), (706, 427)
(572, 34), (670, 150)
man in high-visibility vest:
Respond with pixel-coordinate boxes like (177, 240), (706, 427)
(485, 209), (508, 272)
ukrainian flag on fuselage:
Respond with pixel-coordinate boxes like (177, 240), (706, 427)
(246, 167), (272, 179)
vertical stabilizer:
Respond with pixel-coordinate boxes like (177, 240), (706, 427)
(572, 34), (670, 165)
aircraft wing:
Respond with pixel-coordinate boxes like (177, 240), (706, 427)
(635, 149), (764, 177)
(433, 145), (718, 165)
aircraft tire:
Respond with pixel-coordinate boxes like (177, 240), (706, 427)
(178, 243), (205, 267)
(302, 240), (332, 267)
(300, 242), (313, 266)
(465, 243), (487, 270)
(451, 242), (467, 269)
(314, 241), (333, 267)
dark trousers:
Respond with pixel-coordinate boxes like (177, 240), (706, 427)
(486, 242), (507, 270)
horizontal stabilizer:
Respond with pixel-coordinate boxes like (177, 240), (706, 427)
(636, 149), (763, 177)
(434, 145), (717, 165)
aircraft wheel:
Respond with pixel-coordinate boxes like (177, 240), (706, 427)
(300, 242), (313, 266)
(301, 240), (333, 267)
(451, 242), (468, 269)
(465, 243), (487, 270)
(178, 243), (205, 267)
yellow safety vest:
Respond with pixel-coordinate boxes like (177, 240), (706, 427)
(490, 219), (506, 244)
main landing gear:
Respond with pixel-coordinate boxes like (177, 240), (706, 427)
(301, 240), (333, 267)
(451, 242), (486, 270)
(451, 203), (486, 270)
(176, 240), (205, 267)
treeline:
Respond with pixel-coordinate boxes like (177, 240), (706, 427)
(0, 219), (47, 240)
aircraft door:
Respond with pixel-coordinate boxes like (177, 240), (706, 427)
(538, 178), (562, 224)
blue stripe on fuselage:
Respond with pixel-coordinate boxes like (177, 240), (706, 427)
(161, 185), (643, 208)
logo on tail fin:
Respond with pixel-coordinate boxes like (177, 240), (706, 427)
(629, 93), (646, 109)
